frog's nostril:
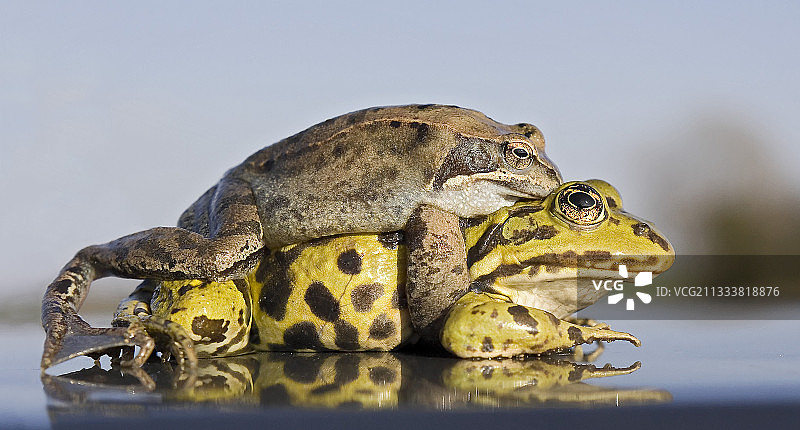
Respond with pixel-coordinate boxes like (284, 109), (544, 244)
(569, 191), (596, 209)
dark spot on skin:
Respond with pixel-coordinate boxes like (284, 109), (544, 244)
(237, 309), (244, 326)
(334, 355), (361, 385)
(259, 159), (275, 172)
(350, 283), (384, 313)
(337, 249), (362, 275)
(170, 307), (185, 315)
(368, 314), (396, 340)
(609, 217), (621, 225)
(283, 321), (325, 350)
(192, 316), (229, 343)
(632, 222), (651, 237)
(334, 320), (360, 350)
(632, 223), (671, 252)
(606, 197), (618, 209)
(547, 312), (561, 327)
(481, 337), (494, 352)
(515, 123), (539, 138)
(376, 231), (404, 249)
(490, 309), (498, 318)
(389, 120), (401, 128)
(408, 121), (430, 145)
(178, 283), (193, 296)
(51, 279), (71, 295)
(305, 281), (341, 322)
(481, 366), (494, 379)
(582, 250), (613, 264)
(283, 354), (325, 383)
(391, 288), (407, 309)
(466, 223), (504, 268)
(368, 366), (396, 384)
(504, 224), (558, 245)
(507, 306), (538, 335)
(257, 250), (296, 321)
(649, 232), (671, 252)
(332, 142), (346, 158)
(567, 326), (584, 343)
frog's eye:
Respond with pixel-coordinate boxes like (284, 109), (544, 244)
(503, 141), (534, 170)
(554, 183), (607, 228)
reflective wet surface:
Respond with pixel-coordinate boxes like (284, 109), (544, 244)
(3, 309), (800, 428)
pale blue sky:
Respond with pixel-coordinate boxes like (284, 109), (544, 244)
(2, 1), (799, 298)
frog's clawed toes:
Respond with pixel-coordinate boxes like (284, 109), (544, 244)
(114, 316), (198, 369)
(587, 327), (641, 347)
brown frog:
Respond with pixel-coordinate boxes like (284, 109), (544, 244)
(41, 104), (562, 370)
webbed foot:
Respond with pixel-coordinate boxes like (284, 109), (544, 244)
(41, 312), (198, 371)
(41, 312), (155, 371)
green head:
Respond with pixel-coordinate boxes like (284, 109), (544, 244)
(464, 179), (675, 318)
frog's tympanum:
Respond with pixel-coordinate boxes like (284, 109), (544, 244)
(41, 105), (564, 369)
(111, 180), (673, 363)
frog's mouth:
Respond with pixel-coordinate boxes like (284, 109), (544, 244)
(489, 259), (673, 319)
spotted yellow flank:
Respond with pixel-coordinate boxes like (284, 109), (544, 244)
(249, 233), (413, 351)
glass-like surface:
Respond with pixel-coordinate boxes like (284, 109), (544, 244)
(2, 307), (799, 428)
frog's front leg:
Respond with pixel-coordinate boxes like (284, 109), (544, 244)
(41, 178), (265, 370)
(441, 292), (641, 358)
(111, 280), (197, 367)
(404, 205), (471, 339)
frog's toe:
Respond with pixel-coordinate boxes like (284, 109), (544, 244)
(575, 325), (641, 347)
(114, 316), (197, 369)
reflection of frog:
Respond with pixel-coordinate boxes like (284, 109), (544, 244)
(42, 353), (672, 409)
(41, 105), (563, 369)
(116, 180), (673, 362)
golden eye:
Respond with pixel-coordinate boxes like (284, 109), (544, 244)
(555, 183), (606, 227)
(503, 141), (534, 170)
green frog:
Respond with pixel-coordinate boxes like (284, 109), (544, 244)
(41, 104), (563, 370)
(113, 180), (673, 362)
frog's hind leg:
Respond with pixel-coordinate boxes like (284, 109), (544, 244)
(441, 292), (641, 359)
(41, 178), (265, 371)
